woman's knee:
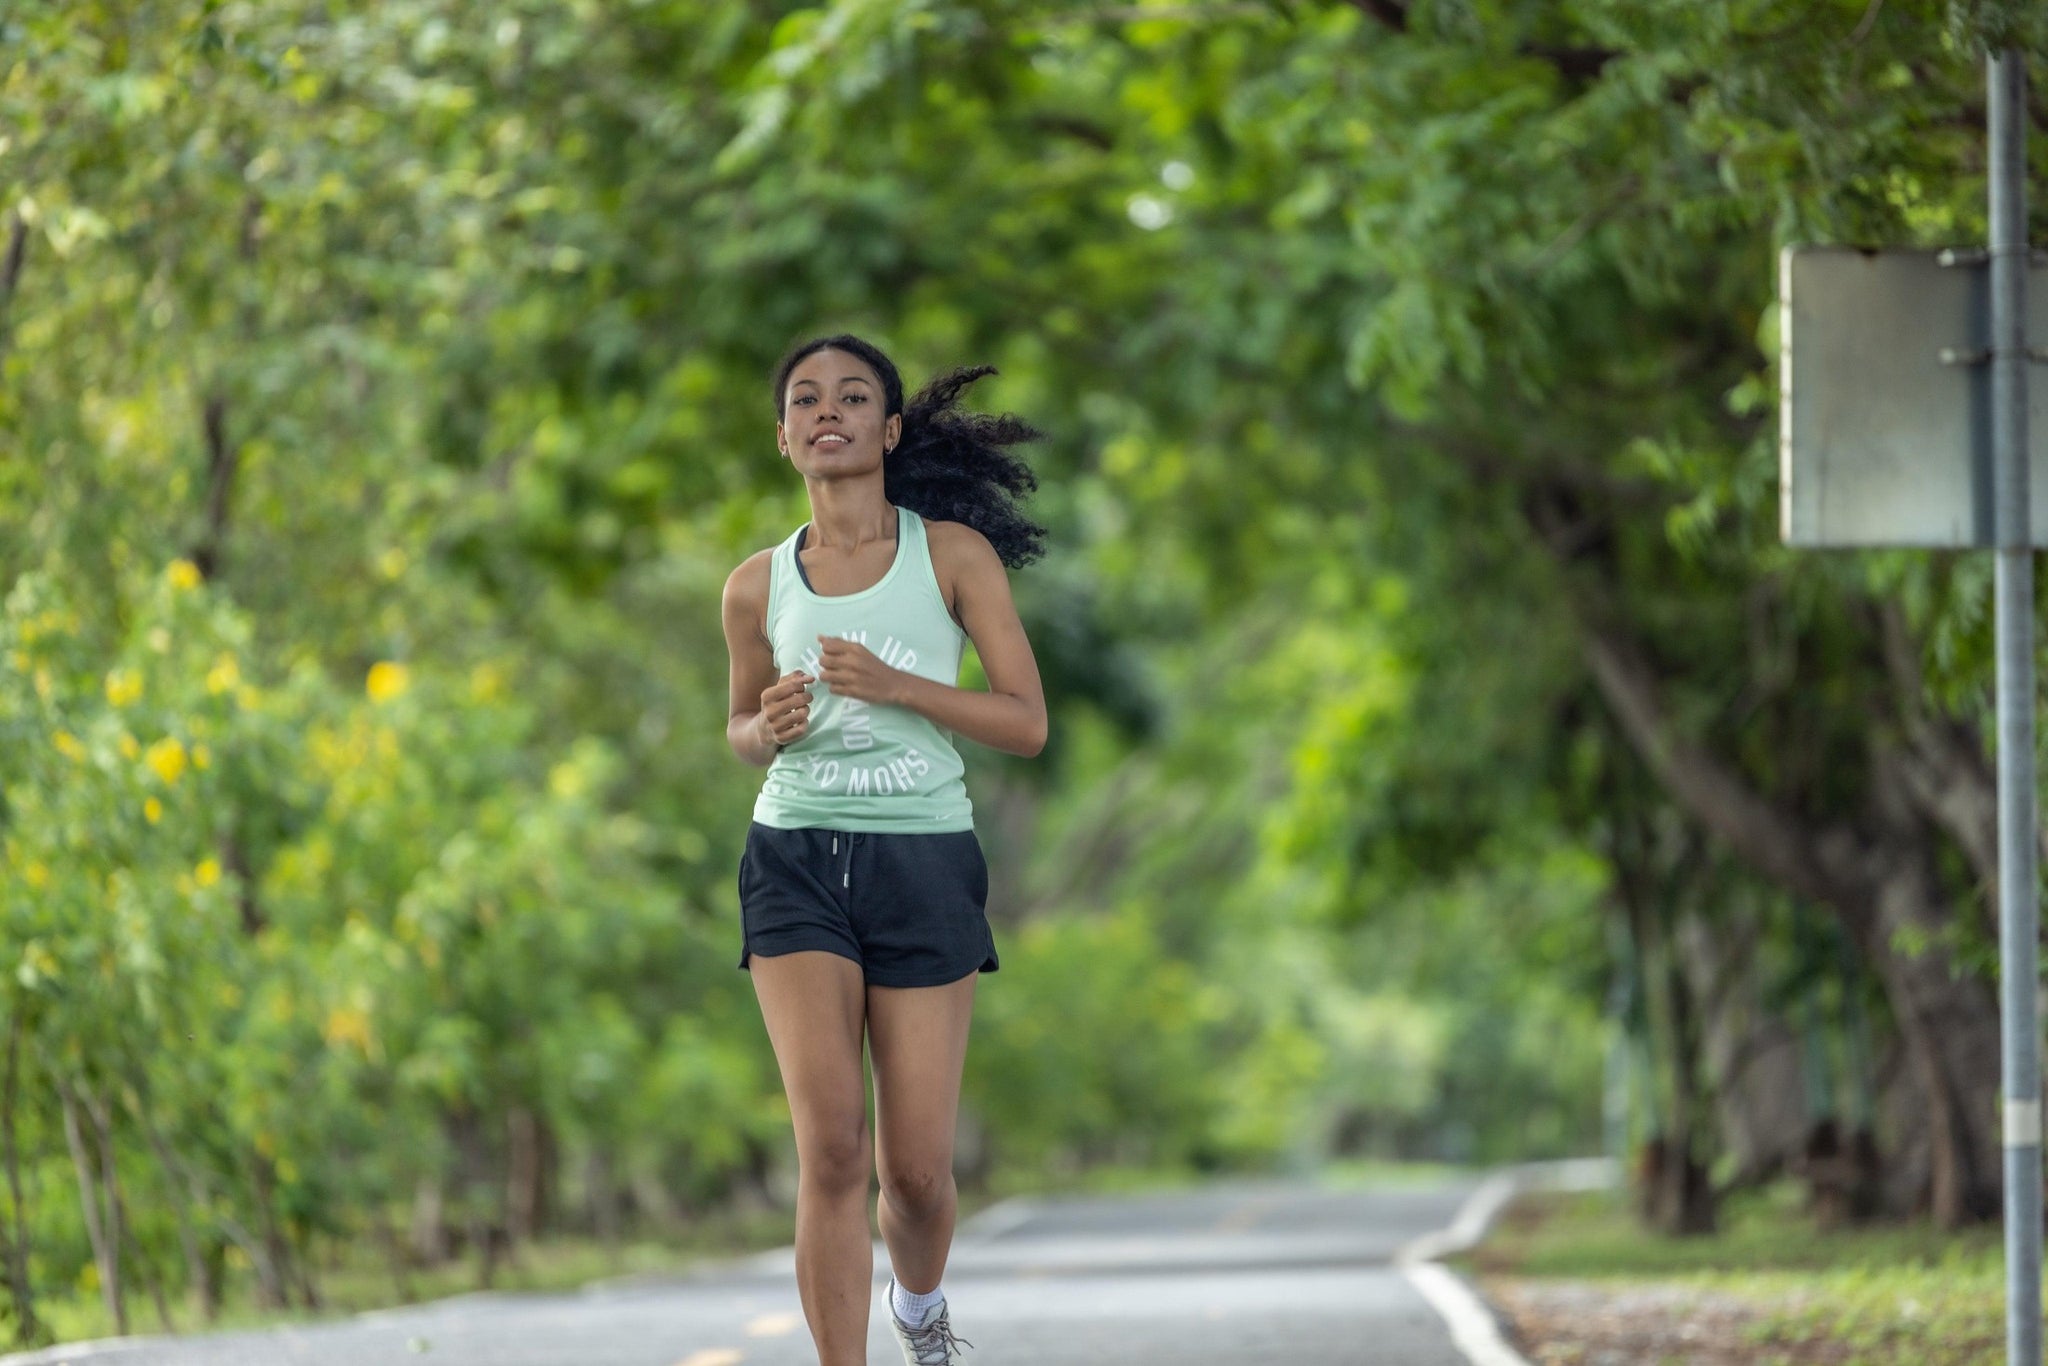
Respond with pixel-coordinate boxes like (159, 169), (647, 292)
(879, 1162), (954, 1221)
(797, 1116), (872, 1193)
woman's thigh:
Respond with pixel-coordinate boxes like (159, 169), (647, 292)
(751, 950), (870, 1162)
(867, 974), (977, 1182)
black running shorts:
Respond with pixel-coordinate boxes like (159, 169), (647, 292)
(736, 822), (999, 988)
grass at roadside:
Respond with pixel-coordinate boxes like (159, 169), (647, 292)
(1460, 1181), (2015, 1365)
(18, 1207), (798, 1354)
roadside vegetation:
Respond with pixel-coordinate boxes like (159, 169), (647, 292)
(1468, 1186), (2009, 1365)
(6, 1), (2048, 1352)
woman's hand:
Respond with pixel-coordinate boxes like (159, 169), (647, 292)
(813, 636), (905, 705)
(757, 670), (815, 748)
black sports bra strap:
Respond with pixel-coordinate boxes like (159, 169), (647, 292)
(793, 524), (816, 593)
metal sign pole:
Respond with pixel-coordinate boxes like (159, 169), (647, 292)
(1989, 47), (2042, 1366)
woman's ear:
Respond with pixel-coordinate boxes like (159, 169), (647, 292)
(885, 412), (903, 453)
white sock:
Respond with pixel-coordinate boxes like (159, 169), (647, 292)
(892, 1279), (945, 1325)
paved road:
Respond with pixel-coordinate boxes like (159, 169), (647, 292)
(5, 1175), (1493, 1366)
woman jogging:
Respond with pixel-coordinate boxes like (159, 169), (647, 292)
(720, 333), (1048, 1366)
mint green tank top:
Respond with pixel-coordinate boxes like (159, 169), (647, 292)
(752, 504), (975, 833)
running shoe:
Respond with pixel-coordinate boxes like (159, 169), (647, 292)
(886, 1277), (973, 1365)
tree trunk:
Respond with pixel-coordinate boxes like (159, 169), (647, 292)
(586, 1148), (621, 1252)
(1843, 836), (2003, 1224)
(291, 1233), (323, 1312)
(411, 1175), (451, 1266)
(133, 1113), (219, 1323)
(81, 1089), (134, 1325)
(127, 1224), (174, 1334)
(57, 1083), (123, 1334)
(1612, 820), (1717, 1235)
(506, 1106), (542, 1246)
(1580, 622), (2005, 1225)
(0, 211), (26, 366)
(247, 1155), (293, 1310)
(448, 1107), (503, 1289)
(0, 1011), (42, 1345)
(374, 1207), (414, 1304)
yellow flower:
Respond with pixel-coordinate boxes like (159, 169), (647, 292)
(52, 731), (84, 762)
(166, 559), (202, 591)
(145, 737), (188, 785)
(322, 1005), (372, 1051)
(118, 732), (139, 760)
(24, 862), (49, 889)
(365, 660), (409, 703)
(205, 654), (240, 696)
(143, 796), (163, 824)
(192, 743), (212, 770)
(469, 663), (505, 702)
(195, 857), (221, 888)
(104, 668), (142, 708)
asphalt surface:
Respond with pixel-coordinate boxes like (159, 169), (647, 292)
(4, 1175), (1491, 1366)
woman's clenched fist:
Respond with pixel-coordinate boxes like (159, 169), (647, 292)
(757, 670), (815, 749)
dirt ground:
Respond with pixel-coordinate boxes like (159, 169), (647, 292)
(1479, 1275), (1850, 1366)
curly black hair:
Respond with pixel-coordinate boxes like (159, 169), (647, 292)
(772, 333), (1047, 570)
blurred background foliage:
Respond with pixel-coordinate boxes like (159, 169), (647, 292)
(2, 0), (2046, 1346)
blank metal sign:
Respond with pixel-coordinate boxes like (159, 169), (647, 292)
(1780, 245), (2048, 548)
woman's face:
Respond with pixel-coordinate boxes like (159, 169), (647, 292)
(777, 348), (902, 479)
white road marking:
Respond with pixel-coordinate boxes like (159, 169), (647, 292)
(1396, 1172), (1518, 1266)
(1395, 1159), (1619, 1366)
(1402, 1261), (1529, 1366)
(744, 1312), (800, 1337)
(673, 1350), (745, 1366)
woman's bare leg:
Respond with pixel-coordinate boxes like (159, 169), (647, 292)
(868, 972), (978, 1298)
(751, 951), (873, 1366)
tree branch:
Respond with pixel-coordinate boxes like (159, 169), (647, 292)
(189, 392), (237, 581)
(0, 212), (27, 369)
(1874, 600), (2048, 920)
(1578, 620), (1847, 909)
(1345, 0), (1408, 32)
(1521, 42), (1622, 83)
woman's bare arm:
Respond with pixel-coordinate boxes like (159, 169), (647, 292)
(722, 550), (808, 766)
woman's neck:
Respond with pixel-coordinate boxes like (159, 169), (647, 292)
(804, 483), (895, 549)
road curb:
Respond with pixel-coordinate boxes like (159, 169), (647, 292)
(1396, 1157), (1618, 1366)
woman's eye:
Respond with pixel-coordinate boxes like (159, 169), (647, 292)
(844, 394), (866, 404)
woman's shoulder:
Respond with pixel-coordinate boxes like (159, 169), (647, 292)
(919, 515), (996, 564)
(722, 544), (779, 612)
